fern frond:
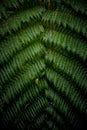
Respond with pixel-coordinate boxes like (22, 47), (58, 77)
(46, 68), (87, 114)
(0, 0), (23, 18)
(0, 24), (44, 65)
(1, 80), (48, 125)
(0, 0), (35, 18)
(45, 51), (87, 94)
(2, 0), (40, 9)
(16, 97), (47, 129)
(46, 106), (67, 129)
(0, 42), (45, 85)
(1, 59), (45, 105)
(43, 30), (87, 60)
(42, 6), (87, 37)
(0, 7), (45, 37)
(43, 29), (87, 61)
(47, 0), (87, 14)
(0, 0), (87, 129)
(45, 88), (80, 128)
(63, 0), (87, 14)
(2, 0), (24, 8)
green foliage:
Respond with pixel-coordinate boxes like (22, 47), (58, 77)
(42, 6), (87, 37)
(49, 0), (87, 14)
(0, 42), (45, 85)
(0, 0), (87, 130)
(0, 7), (45, 36)
(63, 0), (87, 14)
(43, 29), (87, 60)
(0, 24), (44, 64)
(45, 50), (87, 93)
(46, 68), (87, 114)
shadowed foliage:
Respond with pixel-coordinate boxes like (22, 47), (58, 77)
(0, 0), (87, 129)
